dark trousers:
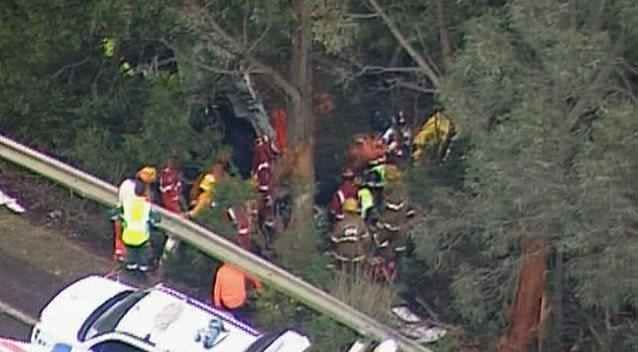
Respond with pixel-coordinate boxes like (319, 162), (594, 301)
(125, 241), (150, 269)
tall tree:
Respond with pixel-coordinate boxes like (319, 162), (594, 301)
(411, 0), (638, 350)
(173, 0), (320, 261)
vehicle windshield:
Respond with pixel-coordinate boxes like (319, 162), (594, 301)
(84, 290), (149, 340)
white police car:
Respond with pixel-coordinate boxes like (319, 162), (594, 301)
(30, 276), (310, 352)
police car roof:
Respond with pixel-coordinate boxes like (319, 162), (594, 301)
(115, 285), (260, 352)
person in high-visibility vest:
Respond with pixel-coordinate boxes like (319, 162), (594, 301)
(102, 37), (135, 77)
(212, 263), (262, 319)
(121, 181), (160, 272)
(112, 166), (157, 262)
(357, 179), (376, 223)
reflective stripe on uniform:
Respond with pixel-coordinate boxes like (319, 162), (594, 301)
(386, 201), (405, 211)
(331, 235), (360, 243)
(383, 222), (400, 232)
(337, 190), (345, 204)
(332, 253), (366, 263)
(257, 162), (270, 172)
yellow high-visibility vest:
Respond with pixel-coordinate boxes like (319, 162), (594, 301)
(122, 196), (151, 246)
(102, 38), (116, 58)
(358, 188), (374, 219)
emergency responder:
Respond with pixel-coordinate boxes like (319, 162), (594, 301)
(113, 166), (157, 262)
(252, 136), (279, 177)
(252, 137), (277, 248)
(226, 204), (254, 252)
(212, 262), (262, 320)
(365, 156), (386, 189)
(382, 111), (412, 166)
(369, 165), (415, 283)
(357, 174), (377, 223)
(121, 180), (160, 272)
(375, 165), (415, 255)
(102, 37), (135, 77)
(363, 156), (386, 212)
(330, 198), (371, 271)
(187, 156), (229, 219)
(159, 158), (185, 213)
(412, 106), (457, 162)
(257, 192), (276, 250)
(158, 158), (185, 265)
(328, 168), (358, 223)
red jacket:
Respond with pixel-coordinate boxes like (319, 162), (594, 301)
(252, 140), (271, 175)
(255, 162), (272, 194)
(329, 180), (359, 220)
(159, 167), (182, 213)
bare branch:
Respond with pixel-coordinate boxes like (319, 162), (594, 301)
(358, 66), (424, 74)
(368, 0), (441, 88)
(185, 6), (301, 102)
(412, 22), (443, 77)
(51, 57), (91, 79)
(246, 16), (273, 55)
(348, 12), (379, 19)
(391, 79), (438, 94)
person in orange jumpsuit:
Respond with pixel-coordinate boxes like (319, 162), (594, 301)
(212, 262), (262, 320)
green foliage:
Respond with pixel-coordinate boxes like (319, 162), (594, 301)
(122, 73), (223, 169)
(253, 276), (362, 352)
(406, 0), (638, 347)
(162, 243), (220, 289)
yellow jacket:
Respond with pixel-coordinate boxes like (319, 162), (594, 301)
(189, 174), (216, 218)
(412, 112), (456, 160)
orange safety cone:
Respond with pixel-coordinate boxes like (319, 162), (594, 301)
(113, 220), (126, 262)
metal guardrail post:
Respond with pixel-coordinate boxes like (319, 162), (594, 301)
(0, 134), (432, 352)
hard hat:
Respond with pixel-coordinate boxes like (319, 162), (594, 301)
(343, 198), (358, 213)
(342, 168), (355, 179)
(136, 166), (157, 183)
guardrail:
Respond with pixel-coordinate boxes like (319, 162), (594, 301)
(0, 134), (432, 352)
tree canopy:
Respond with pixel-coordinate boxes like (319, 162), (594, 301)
(1, 0), (637, 351)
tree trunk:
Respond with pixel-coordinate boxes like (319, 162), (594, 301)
(498, 238), (549, 352)
(434, 0), (452, 70)
(277, 0), (315, 264)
